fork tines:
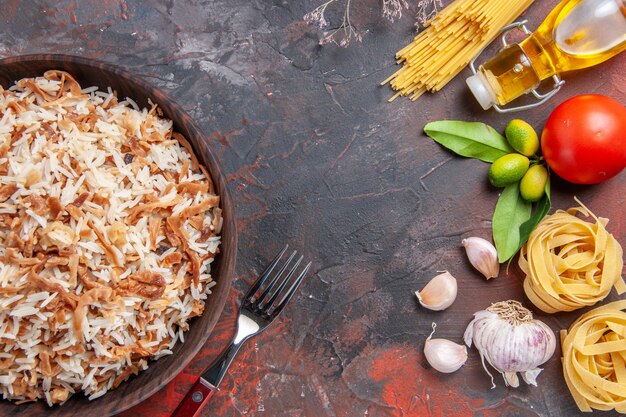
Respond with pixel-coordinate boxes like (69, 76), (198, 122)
(246, 245), (311, 317)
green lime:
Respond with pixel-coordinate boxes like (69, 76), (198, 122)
(488, 153), (530, 187)
(505, 119), (539, 157)
(520, 164), (548, 202)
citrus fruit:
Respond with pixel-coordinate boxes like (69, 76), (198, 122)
(520, 164), (548, 202)
(505, 119), (539, 157)
(488, 153), (530, 187)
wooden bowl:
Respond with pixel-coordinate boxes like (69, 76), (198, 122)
(0, 55), (237, 416)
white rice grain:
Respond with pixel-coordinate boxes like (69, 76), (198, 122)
(0, 71), (221, 407)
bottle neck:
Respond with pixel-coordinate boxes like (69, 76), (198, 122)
(519, 34), (558, 80)
(474, 44), (543, 107)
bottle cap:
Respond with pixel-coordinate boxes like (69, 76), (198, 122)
(466, 73), (496, 110)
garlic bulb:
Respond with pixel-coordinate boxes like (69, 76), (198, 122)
(461, 237), (499, 279)
(424, 323), (467, 373)
(464, 300), (556, 388)
(415, 271), (457, 311)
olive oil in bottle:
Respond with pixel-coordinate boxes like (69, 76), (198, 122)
(467, 0), (626, 111)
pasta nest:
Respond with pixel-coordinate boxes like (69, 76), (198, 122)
(561, 300), (626, 413)
(518, 202), (624, 313)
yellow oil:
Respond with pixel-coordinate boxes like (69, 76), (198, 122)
(479, 0), (626, 106)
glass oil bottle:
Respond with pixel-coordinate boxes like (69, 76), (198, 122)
(466, 0), (626, 112)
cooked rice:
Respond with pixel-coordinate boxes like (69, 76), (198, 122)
(0, 71), (222, 405)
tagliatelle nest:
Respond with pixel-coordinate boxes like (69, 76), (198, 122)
(0, 71), (222, 405)
(519, 201), (624, 313)
(561, 300), (626, 413)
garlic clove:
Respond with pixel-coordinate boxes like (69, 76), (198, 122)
(461, 237), (499, 279)
(424, 338), (468, 373)
(415, 271), (457, 311)
(521, 368), (542, 386)
(424, 323), (467, 373)
(504, 371), (520, 388)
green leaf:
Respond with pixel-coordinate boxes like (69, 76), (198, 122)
(424, 120), (514, 163)
(516, 176), (551, 253)
(492, 182), (532, 263)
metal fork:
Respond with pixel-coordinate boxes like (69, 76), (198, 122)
(171, 245), (312, 417)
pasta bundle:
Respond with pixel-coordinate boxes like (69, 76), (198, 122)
(518, 202), (625, 313)
(561, 301), (626, 412)
(383, 0), (535, 101)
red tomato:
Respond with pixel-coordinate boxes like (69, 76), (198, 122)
(541, 94), (626, 184)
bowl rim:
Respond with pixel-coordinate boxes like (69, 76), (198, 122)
(0, 54), (237, 415)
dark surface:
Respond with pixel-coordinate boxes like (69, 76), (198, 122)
(0, 1), (625, 416)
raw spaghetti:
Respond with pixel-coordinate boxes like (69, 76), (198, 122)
(561, 300), (626, 413)
(382, 0), (535, 101)
(518, 201), (624, 313)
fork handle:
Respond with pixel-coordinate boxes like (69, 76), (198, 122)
(170, 377), (217, 417)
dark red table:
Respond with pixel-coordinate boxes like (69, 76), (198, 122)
(1, 1), (625, 416)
